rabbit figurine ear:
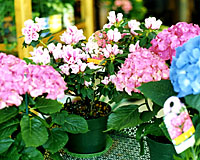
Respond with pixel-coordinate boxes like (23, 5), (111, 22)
(163, 96), (195, 154)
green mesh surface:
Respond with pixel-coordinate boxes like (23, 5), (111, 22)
(63, 135), (113, 158)
(62, 129), (150, 160)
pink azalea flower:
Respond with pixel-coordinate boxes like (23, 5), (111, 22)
(107, 11), (123, 24)
(60, 26), (86, 45)
(128, 20), (141, 35)
(22, 18), (42, 44)
(29, 47), (50, 64)
(145, 17), (162, 30)
(107, 28), (122, 42)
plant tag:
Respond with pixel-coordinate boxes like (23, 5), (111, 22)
(163, 96), (195, 154)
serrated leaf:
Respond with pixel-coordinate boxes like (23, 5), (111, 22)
(62, 114), (88, 134)
(185, 94), (200, 113)
(138, 80), (177, 106)
(0, 107), (18, 124)
(35, 97), (62, 114)
(43, 128), (68, 154)
(107, 104), (142, 131)
(51, 110), (68, 125)
(0, 138), (14, 154)
(20, 115), (48, 147)
(0, 118), (19, 139)
(21, 147), (43, 160)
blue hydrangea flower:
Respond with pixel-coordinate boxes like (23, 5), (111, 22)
(170, 35), (200, 97)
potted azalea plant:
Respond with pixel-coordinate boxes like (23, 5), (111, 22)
(21, 11), (163, 155)
(0, 53), (89, 160)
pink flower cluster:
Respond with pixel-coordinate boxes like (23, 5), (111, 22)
(114, 0), (133, 14)
(0, 53), (67, 109)
(111, 46), (169, 95)
(144, 17), (162, 30)
(168, 112), (193, 139)
(106, 11), (123, 26)
(150, 22), (200, 61)
(102, 44), (123, 58)
(60, 26), (86, 45)
(22, 18), (42, 44)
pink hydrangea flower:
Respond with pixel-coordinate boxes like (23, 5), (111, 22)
(60, 26), (86, 45)
(144, 17), (162, 30)
(111, 48), (169, 95)
(0, 53), (67, 109)
(150, 22), (200, 61)
(107, 28), (122, 42)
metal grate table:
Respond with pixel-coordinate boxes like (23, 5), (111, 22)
(63, 129), (150, 160)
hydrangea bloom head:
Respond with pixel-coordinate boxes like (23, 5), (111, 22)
(170, 35), (200, 97)
(150, 22), (200, 61)
(111, 47), (169, 95)
(0, 53), (67, 109)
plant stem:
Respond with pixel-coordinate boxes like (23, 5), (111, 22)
(39, 40), (47, 48)
(191, 146), (197, 160)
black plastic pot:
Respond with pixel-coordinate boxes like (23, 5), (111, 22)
(67, 115), (108, 154)
(146, 136), (177, 160)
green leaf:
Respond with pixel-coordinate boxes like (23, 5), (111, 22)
(115, 59), (124, 63)
(107, 104), (142, 131)
(0, 138), (14, 154)
(138, 80), (177, 106)
(43, 128), (68, 154)
(143, 122), (163, 137)
(81, 87), (87, 98)
(195, 123), (200, 146)
(49, 152), (63, 160)
(35, 97), (62, 114)
(0, 107), (18, 124)
(139, 36), (147, 47)
(0, 118), (19, 139)
(21, 147), (43, 160)
(185, 94), (200, 112)
(0, 145), (20, 160)
(62, 114), (88, 134)
(20, 115), (48, 147)
(159, 122), (171, 141)
(108, 62), (114, 75)
(51, 110), (68, 125)
(140, 111), (156, 122)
